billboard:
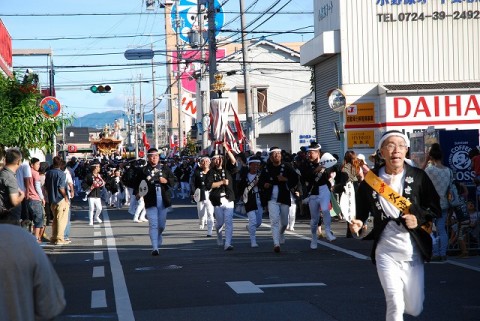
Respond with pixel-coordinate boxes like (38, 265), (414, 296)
(0, 19), (12, 76)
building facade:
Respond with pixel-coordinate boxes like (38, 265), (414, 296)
(301, 0), (480, 161)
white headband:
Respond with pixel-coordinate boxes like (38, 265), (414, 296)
(248, 159), (261, 164)
(269, 148), (281, 154)
(377, 131), (410, 150)
(307, 145), (321, 151)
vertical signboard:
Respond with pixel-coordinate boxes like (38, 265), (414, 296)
(439, 129), (479, 186)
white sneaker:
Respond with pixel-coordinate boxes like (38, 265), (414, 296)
(83, 196), (88, 201)
(95, 218), (103, 224)
(88, 221), (93, 226)
(140, 218), (148, 222)
(325, 230), (336, 242)
(133, 219), (140, 223)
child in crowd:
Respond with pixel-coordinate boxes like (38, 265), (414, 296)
(449, 201), (478, 257)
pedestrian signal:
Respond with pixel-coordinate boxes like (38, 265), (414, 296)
(90, 85), (112, 93)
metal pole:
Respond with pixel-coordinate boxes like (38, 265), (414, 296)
(133, 84), (139, 159)
(240, 0), (254, 150)
(62, 108), (66, 161)
(198, 1), (209, 151)
(175, 0), (184, 149)
(208, 0), (217, 99)
(152, 44), (158, 150)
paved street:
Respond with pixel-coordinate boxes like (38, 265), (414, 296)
(44, 196), (480, 321)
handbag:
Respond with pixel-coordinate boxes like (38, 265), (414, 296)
(446, 170), (461, 208)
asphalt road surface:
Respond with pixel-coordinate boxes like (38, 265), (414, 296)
(43, 196), (480, 321)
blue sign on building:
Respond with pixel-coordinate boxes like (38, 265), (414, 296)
(171, 0), (225, 44)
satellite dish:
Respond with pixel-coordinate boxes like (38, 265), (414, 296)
(331, 121), (344, 141)
(328, 89), (346, 112)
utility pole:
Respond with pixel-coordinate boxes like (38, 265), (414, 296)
(152, 43), (158, 150)
(208, 0), (217, 99)
(240, 0), (254, 151)
(61, 108), (66, 161)
(175, 0), (184, 149)
(198, 0), (209, 151)
(133, 84), (139, 159)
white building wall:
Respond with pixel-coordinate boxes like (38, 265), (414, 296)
(220, 43), (311, 116)
(338, 0), (480, 85)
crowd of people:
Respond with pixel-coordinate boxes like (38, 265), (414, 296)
(1, 133), (480, 320)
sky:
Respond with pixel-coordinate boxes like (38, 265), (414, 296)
(1, 0), (313, 119)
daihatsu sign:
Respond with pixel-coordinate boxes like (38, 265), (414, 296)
(385, 94), (480, 126)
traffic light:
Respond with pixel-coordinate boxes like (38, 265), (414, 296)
(90, 85), (112, 93)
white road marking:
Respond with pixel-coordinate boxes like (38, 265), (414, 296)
(94, 231), (102, 237)
(233, 212), (369, 260)
(102, 210), (135, 321)
(226, 281), (326, 294)
(93, 266), (105, 278)
(94, 239), (103, 246)
(91, 290), (107, 308)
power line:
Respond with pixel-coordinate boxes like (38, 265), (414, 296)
(0, 11), (311, 17)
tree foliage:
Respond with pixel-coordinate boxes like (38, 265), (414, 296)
(0, 72), (68, 159)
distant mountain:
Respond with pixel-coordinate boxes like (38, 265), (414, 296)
(72, 110), (125, 128)
(72, 110), (154, 128)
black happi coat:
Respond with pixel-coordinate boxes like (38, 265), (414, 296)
(355, 163), (441, 263)
(299, 160), (332, 196)
(258, 161), (298, 207)
(192, 167), (209, 202)
(238, 170), (262, 213)
(133, 163), (175, 209)
(205, 160), (237, 206)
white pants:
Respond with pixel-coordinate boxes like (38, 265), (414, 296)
(88, 197), (102, 223)
(145, 188), (168, 251)
(375, 252), (425, 321)
(308, 185), (332, 237)
(288, 196), (297, 229)
(197, 192), (214, 235)
(214, 199), (234, 247)
(268, 200), (289, 246)
(247, 209), (263, 245)
(133, 197), (146, 221)
(124, 187), (133, 205)
(110, 191), (122, 208)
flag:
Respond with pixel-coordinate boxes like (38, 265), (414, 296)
(210, 98), (245, 154)
(142, 132), (150, 150)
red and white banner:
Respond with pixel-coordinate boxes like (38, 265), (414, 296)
(210, 98), (245, 154)
(181, 93), (197, 118)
